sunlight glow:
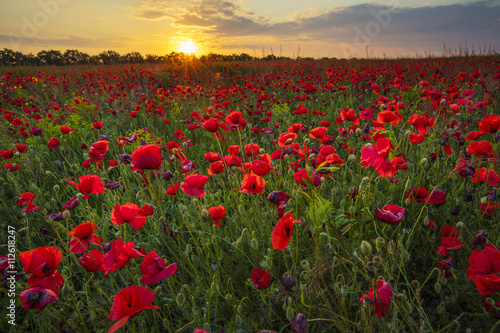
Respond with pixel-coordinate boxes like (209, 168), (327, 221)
(177, 39), (198, 54)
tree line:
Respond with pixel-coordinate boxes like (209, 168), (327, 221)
(0, 48), (301, 67)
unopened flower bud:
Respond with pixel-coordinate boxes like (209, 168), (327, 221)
(62, 210), (70, 219)
(366, 261), (375, 272)
(360, 240), (373, 256)
(375, 237), (385, 250)
(434, 282), (442, 294)
(420, 158), (428, 166)
(176, 292), (185, 307)
(251, 238), (259, 250)
(53, 185), (60, 193)
(411, 280), (420, 289)
(201, 209), (209, 217)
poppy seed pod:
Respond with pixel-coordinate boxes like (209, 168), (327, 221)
(300, 260), (310, 270)
(341, 285), (349, 296)
(366, 261), (375, 273)
(375, 237), (385, 250)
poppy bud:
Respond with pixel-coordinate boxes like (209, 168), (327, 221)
(235, 237), (245, 248)
(46, 171), (52, 176)
(238, 205), (244, 215)
(235, 315), (243, 326)
(480, 196), (487, 203)
(259, 148), (265, 154)
(192, 307), (201, 317)
(366, 261), (375, 272)
(434, 282), (441, 294)
(62, 210), (70, 219)
(286, 305), (295, 322)
(201, 209), (208, 217)
(304, 138), (310, 144)
(411, 280), (420, 289)
(186, 244), (192, 253)
(288, 168), (294, 177)
(405, 198), (411, 205)
(237, 303), (244, 314)
(436, 302), (445, 314)
(61, 283), (70, 296)
(53, 185), (60, 192)
(420, 158), (428, 166)
(404, 300), (413, 314)
(300, 260), (310, 270)
(360, 240), (372, 256)
(154, 285), (161, 296)
(325, 243), (332, 252)
(355, 128), (363, 135)
(251, 238), (259, 250)
(373, 255), (382, 266)
(176, 292), (185, 307)
(77, 301), (84, 311)
(319, 232), (329, 240)
(485, 297), (495, 306)
(210, 261), (218, 272)
(76, 193), (84, 199)
(348, 154), (356, 162)
(341, 285), (349, 296)
(364, 143), (373, 148)
(375, 237), (385, 250)
(300, 281), (307, 290)
(455, 222), (465, 230)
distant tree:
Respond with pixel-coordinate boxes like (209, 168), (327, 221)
(122, 52), (144, 64)
(0, 48), (25, 66)
(99, 50), (121, 65)
(37, 50), (64, 65)
(63, 49), (90, 65)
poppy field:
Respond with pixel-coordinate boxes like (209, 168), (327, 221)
(1, 55), (500, 332)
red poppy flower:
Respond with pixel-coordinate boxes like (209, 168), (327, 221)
(406, 187), (428, 202)
(194, 330), (209, 333)
(250, 160), (272, 176)
(63, 196), (80, 209)
(267, 191), (290, 218)
(478, 115), (500, 134)
(69, 222), (104, 254)
(309, 127), (327, 140)
(131, 144), (162, 170)
(181, 174), (209, 198)
(456, 158), (475, 177)
(390, 155), (408, 170)
(465, 131), (482, 141)
(407, 114), (435, 134)
(374, 204), (405, 224)
(104, 238), (144, 276)
(138, 203), (154, 217)
(78, 249), (106, 272)
(111, 203), (148, 230)
(360, 138), (396, 178)
(68, 175), (105, 200)
(208, 205), (226, 227)
(278, 132), (297, 147)
(294, 169), (321, 187)
(19, 246), (64, 291)
(376, 110), (402, 126)
(466, 243), (500, 295)
(426, 189), (446, 205)
(140, 251), (177, 285)
(201, 118), (219, 133)
(1, 149), (14, 160)
(359, 280), (393, 318)
(20, 287), (58, 312)
(250, 267), (271, 290)
(30, 127), (43, 136)
(271, 213), (301, 250)
(18, 192), (36, 207)
(166, 182), (180, 197)
(60, 126), (72, 134)
(244, 143), (260, 158)
(20, 201), (40, 214)
(4, 163), (20, 172)
(16, 144), (27, 153)
(88, 140), (109, 159)
(471, 168), (499, 186)
(240, 174), (266, 194)
(225, 111), (247, 129)
(288, 123), (303, 132)
(467, 141), (498, 164)
(203, 152), (222, 162)
(437, 224), (464, 257)
(109, 286), (159, 333)
(47, 137), (60, 149)
(480, 202), (499, 217)
(92, 122), (104, 129)
(408, 133), (425, 144)
(336, 108), (360, 125)
(208, 161), (226, 175)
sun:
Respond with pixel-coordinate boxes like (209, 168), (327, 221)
(177, 39), (198, 55)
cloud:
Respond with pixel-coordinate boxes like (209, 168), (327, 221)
(128, 0), (500, 56)
(0, 34), (134, 50)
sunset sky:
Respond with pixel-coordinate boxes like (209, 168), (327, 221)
(0, 0), (499, 58)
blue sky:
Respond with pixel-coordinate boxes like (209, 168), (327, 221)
(0, 0), (499, 58)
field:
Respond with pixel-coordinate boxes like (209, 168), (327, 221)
(0, 56), (499, 332)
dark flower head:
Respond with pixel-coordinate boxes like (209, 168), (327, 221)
(470, 230), (488, 249)
(290, 313), (307, 333)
